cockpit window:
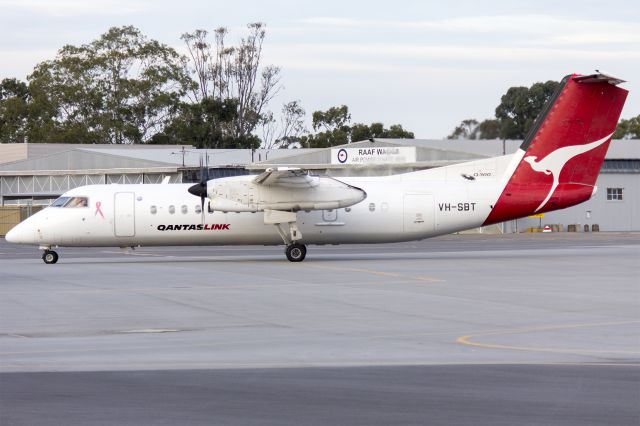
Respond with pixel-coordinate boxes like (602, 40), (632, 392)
(50, 196), (88, 208)
(67, 197), (88, 207)
(51, 197), (71, 207)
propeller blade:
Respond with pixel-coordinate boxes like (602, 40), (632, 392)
(201, 152), (208, 224)
(188, 153), (209, 225)
(200, 195), (205, 224)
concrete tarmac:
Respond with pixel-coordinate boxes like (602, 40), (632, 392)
(1, 233), (639, 425)
(2, 365), (639, 426)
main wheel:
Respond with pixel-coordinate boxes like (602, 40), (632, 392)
(42, 250), (59, 264)
(285, 243), (306, 262)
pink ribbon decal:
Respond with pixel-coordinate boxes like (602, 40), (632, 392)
(95, 201), (104, 219)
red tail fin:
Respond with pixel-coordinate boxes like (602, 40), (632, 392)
(484, 73), (628, 225)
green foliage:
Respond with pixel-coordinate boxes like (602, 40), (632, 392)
(302, 128), (351, 148)
(448, 80), (561, 140)
(494, 80), (560, 139)
(449, 80), (634, 142)
(447, 119), (479, 139)
(1, 25), (417, 148)
(351, 122), (414, 141)
(613, 115), (640, 139)
(24, 26), (193, 144)
(475, 119), (500, 139)
(152, 98), (258, 148)
(448, 118), (501, 140)
(0, 78), (30, 143)
(303, 105), (414, 148)
(312, 105), (351, 132)
(181, 23), (281, 143)
(305, 105), (351, 148)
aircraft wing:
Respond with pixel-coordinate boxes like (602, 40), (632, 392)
(253, 167), (319, 188)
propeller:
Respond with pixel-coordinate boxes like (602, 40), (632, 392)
(188, 153), (209, 224)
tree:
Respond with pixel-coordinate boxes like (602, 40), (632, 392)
(304, 105), (352, 148)
(494, 80), (560, 139)
(350, 122), (414, 141)
(474, 119), (501, 139)
(27, 26), (192, 144)
(261, 100), (307, 149)
(447, 119), (479, 139)
(302, 105), (415, 148)
(447, 80), (561, 140)
(311, 105), (351, 133)
(181, 23), (282, 143)
(0, 78), (30, 143)
(152, 97), (254, 148)
(613, 115), (640, 139)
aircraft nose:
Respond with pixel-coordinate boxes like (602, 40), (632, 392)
(5, 222), (34, 244)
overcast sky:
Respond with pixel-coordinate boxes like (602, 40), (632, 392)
(1, 0), (638, 139)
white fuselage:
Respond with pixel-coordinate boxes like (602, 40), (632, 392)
(7, 153), (519, 248)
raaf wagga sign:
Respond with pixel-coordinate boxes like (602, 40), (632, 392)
(331, 147), (416, 165)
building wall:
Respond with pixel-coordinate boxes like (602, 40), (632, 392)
(0, 172), (182, 205)
(514, 173), (639, 232)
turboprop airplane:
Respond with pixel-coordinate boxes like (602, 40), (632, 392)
(5, 72), (628, 263)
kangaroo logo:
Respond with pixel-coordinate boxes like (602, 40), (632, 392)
(524, 132), (613, 212)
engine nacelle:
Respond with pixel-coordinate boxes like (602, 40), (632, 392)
(207, 175), (366, 213)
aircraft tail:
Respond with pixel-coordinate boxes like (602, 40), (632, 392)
(484, 72), (628, 225)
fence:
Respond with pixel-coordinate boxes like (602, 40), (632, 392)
(0, 206), (44, 236)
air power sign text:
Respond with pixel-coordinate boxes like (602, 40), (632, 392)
(332, 147), (416, 165)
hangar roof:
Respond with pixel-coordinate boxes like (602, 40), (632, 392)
(80, 147), (305, 166)
(255, 139), (487, 167)
(0, 149), (177, 173)
(0, 139), (637, 174)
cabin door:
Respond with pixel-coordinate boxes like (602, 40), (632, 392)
(114, 192), (136, 237)
(403, 194), (435, 234)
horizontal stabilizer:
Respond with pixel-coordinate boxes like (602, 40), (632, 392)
(573, 71), (625, 85)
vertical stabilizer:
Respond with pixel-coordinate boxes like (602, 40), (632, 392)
(484, 72), (628, 225)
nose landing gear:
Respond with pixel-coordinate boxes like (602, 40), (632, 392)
(42, 249), (59, 264)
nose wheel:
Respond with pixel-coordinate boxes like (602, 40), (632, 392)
(285, 243), (306, 262)
(42, 250), (59, 264)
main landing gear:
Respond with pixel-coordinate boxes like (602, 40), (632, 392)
(265, 210), (308, 262)
(42, 249), (59, 264)
(285, 243), (307, 262)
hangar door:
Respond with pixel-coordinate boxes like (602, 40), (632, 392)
(403, 194), (435, 234)
(114, 192), (136, 237)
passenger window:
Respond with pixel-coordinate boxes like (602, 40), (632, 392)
(369, 203), (375, 212)
(150, 205), (157, 214)
(181, 205), (188, 214)
(195, 204), (202, 214)
(169, 205), (175, 214)
(381, 202), (389, 212)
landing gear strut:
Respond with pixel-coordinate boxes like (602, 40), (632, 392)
(285, 243), (307, 262)
(42, 250), (59, 264)
(264, 209), (308, 262)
